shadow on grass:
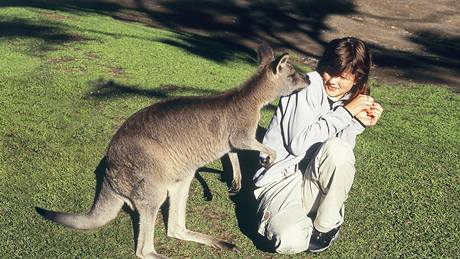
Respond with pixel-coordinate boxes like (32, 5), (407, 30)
(86, 79), (278, 112)
(0, 18), (89, 55)
(195, 167), (223, 202)
(196, 126), (275, 252)
(0, 0), (355, 62)
(86, 79), (220, 100)
(225, 126), (275, 252)
(157, 32), (255, 64)
(370, 29), (460, 88)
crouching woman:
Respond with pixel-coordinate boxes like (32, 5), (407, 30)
(253, 37), (384, 254)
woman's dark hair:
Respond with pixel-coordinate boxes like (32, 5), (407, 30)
(317, 37), (372, 102)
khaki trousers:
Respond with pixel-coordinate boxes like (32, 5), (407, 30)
(254, 138), (356, 254)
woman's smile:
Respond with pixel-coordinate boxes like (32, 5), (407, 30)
(323, 71), (355, 99)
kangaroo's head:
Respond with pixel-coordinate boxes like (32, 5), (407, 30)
(257, 43), (310, 97)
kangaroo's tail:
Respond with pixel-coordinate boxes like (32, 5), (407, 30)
(35, 179), (124, 230)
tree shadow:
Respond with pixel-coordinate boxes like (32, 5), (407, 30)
(157, 32), (254, 64)
(89, 0), (459, 83)
(0, 0), (356, 62)
(86, 78), (221, 101)
(370, 29), (460, 90)
(0, 18), (88, 55)
(132, 0), (356, 57)
(2, 0), (459, 88)
(86, 78), (278, 112)
(411, 31), (459, 59)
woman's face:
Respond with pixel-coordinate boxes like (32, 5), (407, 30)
(322, 71), (356, 99)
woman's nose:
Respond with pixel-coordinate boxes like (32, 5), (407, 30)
(329, 76), (340, 84)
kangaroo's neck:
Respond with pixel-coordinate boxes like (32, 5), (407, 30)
(233, 72), (277, 110)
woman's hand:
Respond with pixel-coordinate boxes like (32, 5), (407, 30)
(355, 102), (384, 127)
(344, 94), (374, 116)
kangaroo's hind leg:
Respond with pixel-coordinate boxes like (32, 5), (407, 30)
(166, 172), (238, 252)
(133, 185), (168, 259)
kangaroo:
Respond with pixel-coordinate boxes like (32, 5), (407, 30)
(36, 43), (310, 258)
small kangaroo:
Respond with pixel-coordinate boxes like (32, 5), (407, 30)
(36, 43), (310, 258)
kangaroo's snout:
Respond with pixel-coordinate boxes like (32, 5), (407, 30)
(304, 73), (311, 86)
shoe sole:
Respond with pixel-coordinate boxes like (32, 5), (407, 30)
(308, 230), (340, 253)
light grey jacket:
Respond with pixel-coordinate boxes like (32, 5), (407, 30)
(253, 71), (365, 187)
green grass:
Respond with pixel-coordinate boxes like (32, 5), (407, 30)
(1, 6), (459, 258)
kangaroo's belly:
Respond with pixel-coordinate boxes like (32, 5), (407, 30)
(106, 129), (231, 187)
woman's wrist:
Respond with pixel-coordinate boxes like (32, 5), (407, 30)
(353, 116), (367, 128)
(342, 106), (354, 118)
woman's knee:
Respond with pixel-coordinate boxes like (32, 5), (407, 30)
(266, 213), (312, 254)
(321, 137), (355, 165)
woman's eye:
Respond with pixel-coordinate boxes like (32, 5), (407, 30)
(340, 76), (353, 81)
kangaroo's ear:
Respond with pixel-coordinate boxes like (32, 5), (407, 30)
(257, 42), (274, 66)
(272, 53), (289, 75)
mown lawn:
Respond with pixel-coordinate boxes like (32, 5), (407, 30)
(1, 6), (459, 258)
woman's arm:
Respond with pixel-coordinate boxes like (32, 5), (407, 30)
(337, 100), (384, 147)
(336, 119), (366, 147)
(279, 89), (355, 156)
(285, 106), (354, 156)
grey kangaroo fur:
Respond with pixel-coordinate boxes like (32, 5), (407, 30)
(36, 43), (310, 258)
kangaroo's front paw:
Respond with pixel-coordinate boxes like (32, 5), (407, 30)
(228, 180), (241, 195)
(260, 154), (276, 167)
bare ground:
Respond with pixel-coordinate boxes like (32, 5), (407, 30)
(2, 0), (459, 91)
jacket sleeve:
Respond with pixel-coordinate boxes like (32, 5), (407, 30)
(336, 118), (366, 148)
(280, 87), (354, 156)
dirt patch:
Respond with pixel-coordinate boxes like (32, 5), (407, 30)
(39, 11), (68, 21)
(84, 51), (100, 60)
(320, 0), (460, 90)
(111, 67), (125, 76)
(47, 55), (75, 64)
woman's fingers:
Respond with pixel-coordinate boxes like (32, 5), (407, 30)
(358, 94), (374, 108)
(345, 95), (376, 116)
(372, 102), (384, 112)
(353, 99), (384, 127)
(367, 102), (384, 125)
(370, 102), (383, 116)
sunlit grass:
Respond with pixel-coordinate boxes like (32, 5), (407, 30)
(0, 6), (459, 258)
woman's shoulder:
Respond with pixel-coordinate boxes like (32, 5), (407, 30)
(307, 71), (322, 82)
(304, 71), (325, 99)
(279, 71), (324, 110)
(306, 71), (323, 89)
